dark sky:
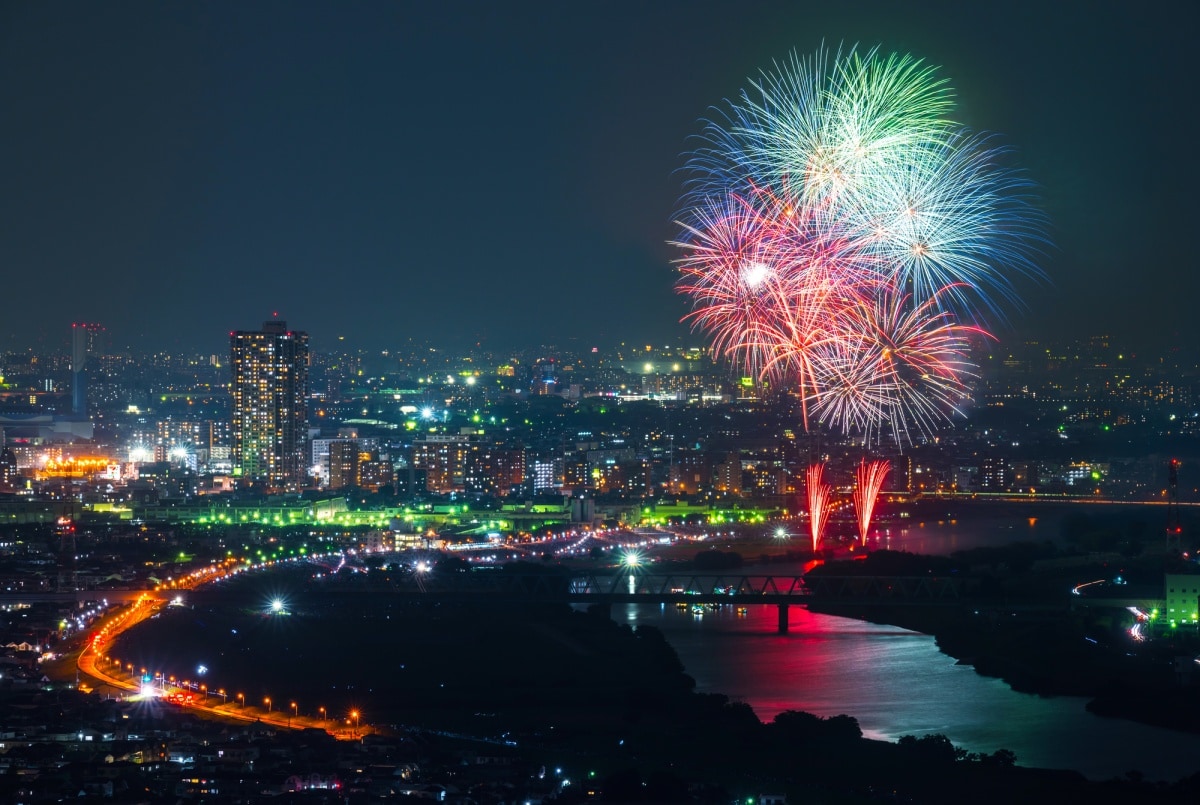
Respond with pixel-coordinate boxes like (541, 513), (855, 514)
(0, 1), (1193, 356)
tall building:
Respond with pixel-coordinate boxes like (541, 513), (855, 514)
(714, 451), (743, 496)
(70, 322), (105, 416)
(413, 434), (470, 494)
(328, 440), (361, 489)
(230, 320), (310, 489)
(979, 455), (1011, 492)
(464, 443), (526, 497)
(155, 419), (216, 458)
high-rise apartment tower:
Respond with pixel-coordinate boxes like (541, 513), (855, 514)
(71, 322), (105, 416)
(230, 320), (310, 489)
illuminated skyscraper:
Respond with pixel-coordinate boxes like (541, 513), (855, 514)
(230, 320), (310, 489)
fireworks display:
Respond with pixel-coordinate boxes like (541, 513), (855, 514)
(806, 463), (833, 552)
(853, 458), (891, 544)
(673, 45), (1042, 443)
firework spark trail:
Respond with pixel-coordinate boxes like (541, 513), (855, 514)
(686, 46), (954, 211)
(807, 463), (833, 552)
(674, 43), (1044, 444)
(854, 458), (891, 544)
(850, 130), (1044, 322)
(673, 191), (816, 383)
(672, 189), (870, 419)
(811, 283), (988, 443)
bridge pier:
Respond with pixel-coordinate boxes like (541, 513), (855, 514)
(777, 603), (789, 634)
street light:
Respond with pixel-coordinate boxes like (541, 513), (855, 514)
(319, 706), (326, 726)
(237, 693), (245, 709)
(217, 688), (227, 703)
(289, 702), (297, 727)
(350, 709), (359, 737)
(264, 697), (272, 712)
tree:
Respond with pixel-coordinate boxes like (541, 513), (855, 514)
(988, 748), (1017, 767)
(897, 733), (961, 764)
(770, 710), (862, 745)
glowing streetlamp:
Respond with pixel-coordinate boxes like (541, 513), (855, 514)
(350, 709), (359, 737)
(264, 697), (272, 712)
(237, 692), (245, 708)
(319, 706), (326, 725)
(289, 701), (297, 727)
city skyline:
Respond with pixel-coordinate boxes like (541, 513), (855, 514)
(1, 1), (1195, 356)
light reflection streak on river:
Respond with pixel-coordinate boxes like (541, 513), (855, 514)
(619, 600), (1200, 782)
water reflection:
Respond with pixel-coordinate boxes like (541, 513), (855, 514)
(626, 602), (1200, 782)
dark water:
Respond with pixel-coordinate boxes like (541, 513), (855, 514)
(624, 502), (1200, 782)
(620, 602), (1200, 781)
(870, 499), (1154, 554)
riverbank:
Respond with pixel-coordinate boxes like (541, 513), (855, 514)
(802, 549), (1200, 737)
(95, 562), (1200, 799)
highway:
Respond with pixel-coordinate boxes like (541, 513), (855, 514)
(69, 558), (370, 741)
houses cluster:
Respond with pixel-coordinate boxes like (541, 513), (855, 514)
(0, 687), (577, 803)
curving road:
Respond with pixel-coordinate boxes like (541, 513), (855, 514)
(72, 568), (369, 740)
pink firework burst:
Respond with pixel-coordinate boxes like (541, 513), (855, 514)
(674, 47), (1045, 444)
(674, 189), (867, 423)
(812, 282), (988, 444)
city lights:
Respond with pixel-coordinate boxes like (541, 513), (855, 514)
(620, 550), (643, 569)
(0, 4), (1191, 796)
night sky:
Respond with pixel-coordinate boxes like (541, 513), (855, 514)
(1, 1), (1193, 356)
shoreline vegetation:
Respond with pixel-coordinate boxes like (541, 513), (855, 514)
(801, 544), (1200, 737)
(101, 548), (1200, 802)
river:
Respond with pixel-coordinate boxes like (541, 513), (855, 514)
(622, 503), (1200, 782)
(620, 602), (1200, 782)
(126, 502), (1200, 781)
